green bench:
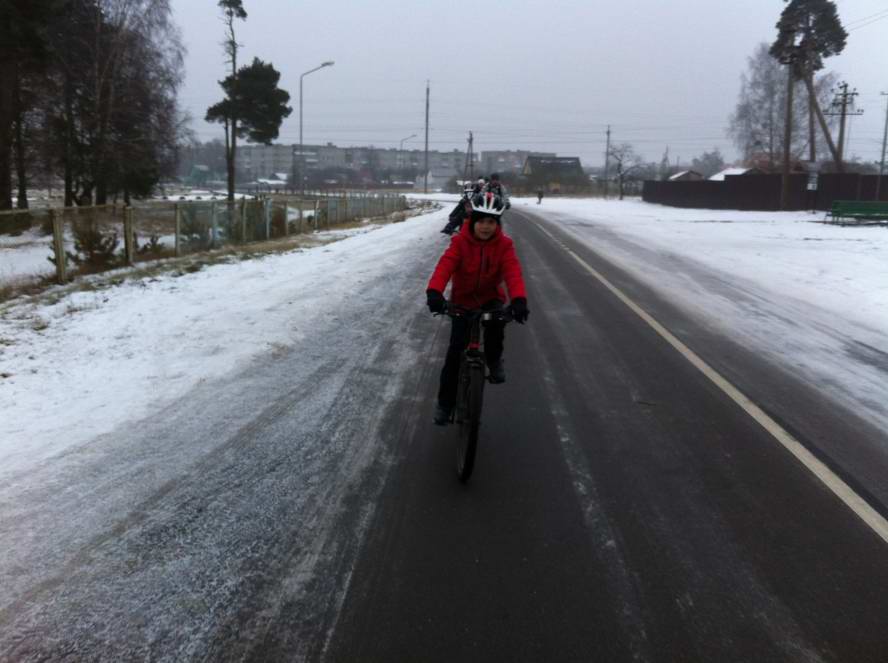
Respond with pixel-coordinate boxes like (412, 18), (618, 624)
(827, 200), (888, 225)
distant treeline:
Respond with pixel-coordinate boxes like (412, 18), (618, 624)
(0, 0), (185, 210)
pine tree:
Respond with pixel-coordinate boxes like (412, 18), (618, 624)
(770, 0), (847, 170)
(206, 58), (292, 189)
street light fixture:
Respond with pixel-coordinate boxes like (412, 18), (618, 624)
(399, 134), (416, 151)
(298, 60), (334, 195)
(398, 133), (416, 170)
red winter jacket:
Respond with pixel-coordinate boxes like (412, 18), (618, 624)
(427, 222), (527, 308)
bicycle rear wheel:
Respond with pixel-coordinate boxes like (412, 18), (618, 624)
(456, 363), (485, 483)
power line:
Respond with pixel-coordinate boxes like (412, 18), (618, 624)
(844, 7), (888, 29)
(847, 14), (888, 31)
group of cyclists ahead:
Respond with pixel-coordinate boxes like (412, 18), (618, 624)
(439, 173), (511, 237)
(425, 174), (529, 427)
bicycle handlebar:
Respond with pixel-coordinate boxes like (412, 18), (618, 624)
(435, 303), (513, 323)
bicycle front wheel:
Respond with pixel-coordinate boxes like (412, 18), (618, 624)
(456, 363), (485, 483)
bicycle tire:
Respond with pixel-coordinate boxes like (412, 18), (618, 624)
(456, 363), (485, 483)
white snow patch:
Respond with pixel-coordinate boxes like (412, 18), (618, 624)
(0, 210), (446, 477)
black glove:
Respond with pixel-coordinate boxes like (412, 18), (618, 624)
(427, 289), (447, 314)
(508, 297), (528, 324)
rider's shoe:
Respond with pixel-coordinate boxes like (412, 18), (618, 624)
(433, 404), (452, 426)
(488, 359), (505, 384)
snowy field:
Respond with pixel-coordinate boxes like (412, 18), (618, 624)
(511, 197), (888, 333)
(0, 229), (56, 284)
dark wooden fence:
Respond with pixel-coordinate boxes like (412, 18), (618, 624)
(643, 173), (888, 211)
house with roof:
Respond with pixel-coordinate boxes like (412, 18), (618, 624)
(480, 150), (556, 175)
(522, 156), (589, 193)
(668, 170), (703, 182)
(708, 166), (766, 181)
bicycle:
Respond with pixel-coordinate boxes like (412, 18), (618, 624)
(439, 304), (512, 483)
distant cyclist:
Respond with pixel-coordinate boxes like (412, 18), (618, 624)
(426, 190), (529, 425)
(487, 173), (511, 209)
(441, 177), (486, 236)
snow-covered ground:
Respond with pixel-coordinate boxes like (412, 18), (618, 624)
(511, 197), (888, 332)
(3, 196), (887, 480)
(2, 195), (886, 657)
(0, 229), (56, 284)
(0, 208), (445, 657)
(0, 214), (438, 479)
(415, 193), (888, 432)
(507, 196), (888, 432)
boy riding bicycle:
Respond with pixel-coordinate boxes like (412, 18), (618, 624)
(426, 190), (529, 425)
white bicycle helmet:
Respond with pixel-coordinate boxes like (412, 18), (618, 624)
(470, 190), (506, 217)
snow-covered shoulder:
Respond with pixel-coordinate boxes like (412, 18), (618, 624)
(0, 208), (448, 477)
(512, 197), (888, 433)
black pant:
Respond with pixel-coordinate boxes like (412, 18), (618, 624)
(437, 303), (505, 408)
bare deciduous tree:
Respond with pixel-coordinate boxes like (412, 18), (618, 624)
(728, 42), (836, 169)
(607, 143), (641, 200)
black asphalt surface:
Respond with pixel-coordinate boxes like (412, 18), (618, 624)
(324, 207), (888, 662)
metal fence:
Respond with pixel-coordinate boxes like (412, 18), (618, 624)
(0, 192), (407, 293)
(642, 174), (888, 211)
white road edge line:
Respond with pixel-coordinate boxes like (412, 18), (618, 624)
(531, 219), (888, 546)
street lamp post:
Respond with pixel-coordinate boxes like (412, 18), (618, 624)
(299, 61), (334, 195)
(398, 133), (416, 171)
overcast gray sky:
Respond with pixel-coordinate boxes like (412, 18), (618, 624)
(171, 0), (888, 167)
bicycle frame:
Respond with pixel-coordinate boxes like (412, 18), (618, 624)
(441, 304), (512, 482)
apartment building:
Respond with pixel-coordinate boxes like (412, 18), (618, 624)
(236, 143), (471, 182)
(479, 150), (557, 176)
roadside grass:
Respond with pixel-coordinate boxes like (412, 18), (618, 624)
(0, 202), (438, 312)
(0, 275), (57, 303)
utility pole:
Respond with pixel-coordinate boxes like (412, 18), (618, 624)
(781, 59), (794, 210)
(778, 37), (799, 211)
(603, 125), (611, 199)
(877, 92), (888, 201)
(805, 14), (816, 165)
(424, 81), (430, 194)
(826, 82), (864, 167)
(463, 131), (474, 182)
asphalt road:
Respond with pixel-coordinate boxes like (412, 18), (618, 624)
(3, 205), (887, 662)
(323, 207), (888, 662)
